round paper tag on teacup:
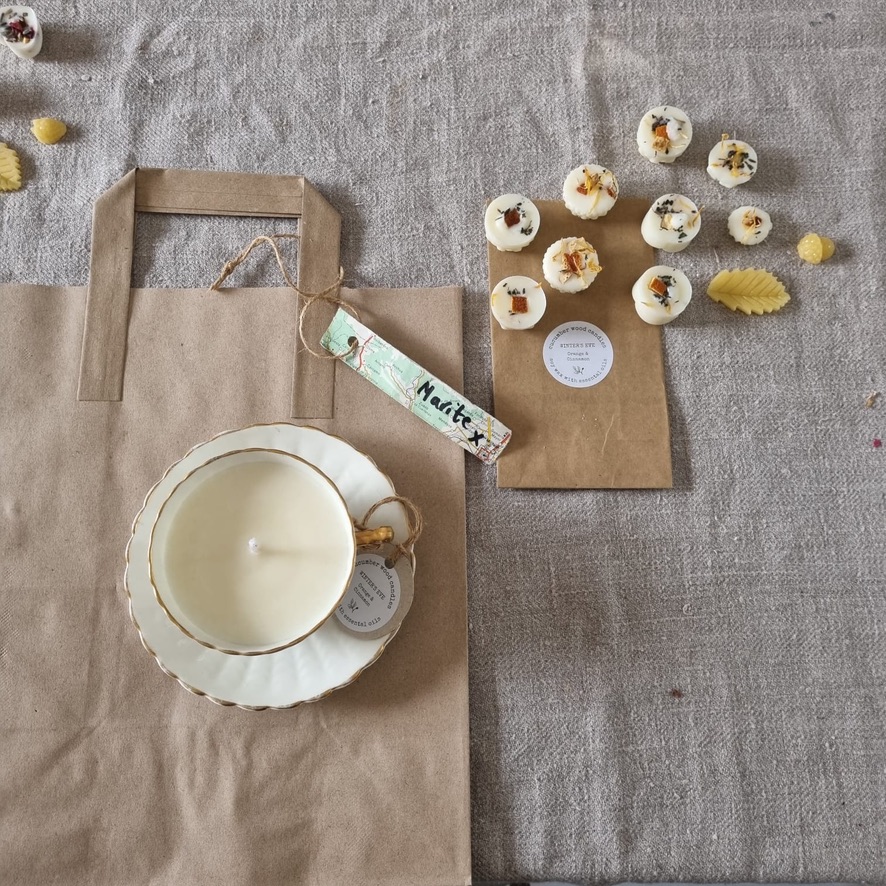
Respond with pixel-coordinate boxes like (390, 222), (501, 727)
(334, 544), (414, 640)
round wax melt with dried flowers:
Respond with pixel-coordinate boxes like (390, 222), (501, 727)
(562, 164), (619, 219)
(1, 6), (42, 59)
(707, 136), (758, 188)
(631, 266), (692, 325)
(542, 237), (601, 293)
(490, 275), (547, 330)
(640, 194), (701, 253)
(728, 206), (772, 245)
(636, 105), (693, 164)
(484, 194), (541, 252)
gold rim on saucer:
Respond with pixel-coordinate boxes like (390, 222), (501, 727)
(124, 423), (414, 710)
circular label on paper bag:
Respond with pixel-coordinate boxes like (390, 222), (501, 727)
(334, 550), (414, 640)
(542, 321), (614, 388)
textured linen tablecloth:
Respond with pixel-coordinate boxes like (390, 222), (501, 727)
(1, 1), (884, 883)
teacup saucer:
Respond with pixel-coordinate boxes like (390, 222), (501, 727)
(124, 423), (411, 710)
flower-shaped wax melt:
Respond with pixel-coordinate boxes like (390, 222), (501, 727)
(542, 238), (602, 293)
(31, 117), (67, 145)
(563, 164), (619, 219)
(797, 232), (835, 264)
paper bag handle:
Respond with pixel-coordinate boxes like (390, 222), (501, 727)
(77, 168), (342, 419)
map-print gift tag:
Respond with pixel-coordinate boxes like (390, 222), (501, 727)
(321, 309), (511, 464)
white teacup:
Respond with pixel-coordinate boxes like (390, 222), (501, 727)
(149, 448), (388, 655)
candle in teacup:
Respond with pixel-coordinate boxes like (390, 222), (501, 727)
(151, 450), (360, 653)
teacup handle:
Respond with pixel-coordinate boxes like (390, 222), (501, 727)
(355, 526), (394, 547)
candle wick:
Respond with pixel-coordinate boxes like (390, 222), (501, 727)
(248, 537), (260, 554)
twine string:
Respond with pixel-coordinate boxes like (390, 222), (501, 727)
(209, 233), (358, 359)
(355, 496), (423, 565)
(210, 232), (301, 291)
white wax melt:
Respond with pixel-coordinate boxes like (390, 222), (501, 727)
(636, 105), (693, 164)
(542, 237), (601, 293)
(707, 137), (757, 188)
(490, 275), (547, 330)
(1, 6), (42, 59)
(727, 205), (772, 245)
(641, 194), (701, 253)
(631, 266), (692, 325)
(563, 164), (619, 219)
(484, 194), (541, 252)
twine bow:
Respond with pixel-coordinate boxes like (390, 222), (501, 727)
(209, 233), (358, 359)
(355, 496), (424, 565)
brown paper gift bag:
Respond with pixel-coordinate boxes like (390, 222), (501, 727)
(0, 169), (471, 886)
(488, 198), (673, 489)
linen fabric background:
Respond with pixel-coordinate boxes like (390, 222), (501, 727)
(2, 1), (884, 882)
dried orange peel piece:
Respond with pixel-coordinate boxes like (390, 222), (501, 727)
(707, 268), (790, 315)
(510, 295), (529, 314)
(0, 142), (22, 191)
(649, 276), (669, 297)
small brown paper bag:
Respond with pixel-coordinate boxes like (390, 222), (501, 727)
(0, 169), (471, 886)
(488, 197), (673, 489)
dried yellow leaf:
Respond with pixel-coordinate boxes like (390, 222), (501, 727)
(707, 268), (791, 315)
(797, 232), (835, 264)
(0, 143), (22, 192)
(30, 117), (67, 145)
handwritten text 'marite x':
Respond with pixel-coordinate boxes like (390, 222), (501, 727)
(416, 380), (486, 445)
